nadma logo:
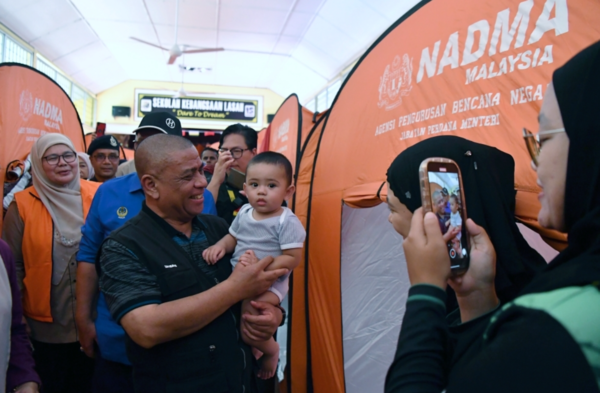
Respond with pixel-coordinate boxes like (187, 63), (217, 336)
(378, 54), (413, 110)
(19, 90), (34, 122)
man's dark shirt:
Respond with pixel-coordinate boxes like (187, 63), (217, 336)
(98, 205), (223, 323)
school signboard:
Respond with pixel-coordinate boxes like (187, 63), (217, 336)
(134, 89), (263, 128)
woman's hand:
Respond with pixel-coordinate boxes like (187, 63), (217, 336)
(402, 208), (451, 289)
(448, 219), (499, 322)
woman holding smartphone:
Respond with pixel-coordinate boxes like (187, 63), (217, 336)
(385, 42), (600, 392)
(385, 135), (546, 305)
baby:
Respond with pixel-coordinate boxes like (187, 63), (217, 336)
(202, 152), (305, 379)
(445, 194), (462, 239)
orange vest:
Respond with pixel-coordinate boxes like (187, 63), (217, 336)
(14, 180), (99, 322)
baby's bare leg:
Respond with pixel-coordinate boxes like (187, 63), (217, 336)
(241, 291), (281, 380)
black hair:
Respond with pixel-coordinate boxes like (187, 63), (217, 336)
(202, 147), (218, 156)
(219, 123), (258, 150)
(247, 151), (293, 185)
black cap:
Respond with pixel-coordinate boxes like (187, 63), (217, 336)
(88, 135), (119, 156)
(133, 112), (182, 136)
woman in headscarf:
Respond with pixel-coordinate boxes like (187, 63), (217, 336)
(3, 134), (100, 393)
(77, 152), (94, 180)
(385, 41), (600, 393)
(385, 135), (547, 307)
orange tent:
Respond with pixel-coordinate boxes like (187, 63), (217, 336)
(0, 63), (86, 231)
(257, 126), (270, 153)
(267, 94), (314, 173)
(288, 0), (600, 392)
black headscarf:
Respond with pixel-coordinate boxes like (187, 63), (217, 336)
(386, 136), (546, 303)
(522, 40), (600, 295)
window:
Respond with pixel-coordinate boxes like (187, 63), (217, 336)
(0, 26), (96, 126)
(36, 59), (57, 79)
(316, 90), (328, 112)
(327, 80), (342, 107)
(3, 36), (32, 65)
(306, 71), (350, 112)
(71, 85), (86, 121)
(56, 73), (72, 96)
(84, 96), (94, 125)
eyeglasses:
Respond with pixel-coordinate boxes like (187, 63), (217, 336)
(522, 127), (565, 166)
(43, 151), (77, 166)
(92, 153), (120, 162)
(219, 148), (249, 159)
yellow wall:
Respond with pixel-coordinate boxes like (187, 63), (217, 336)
(97, 80), (284, 131)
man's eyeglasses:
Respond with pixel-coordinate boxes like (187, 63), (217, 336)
(219, 148), (249, 159)
(522, 127), (565, 166)
(92, 153), (120, 163)
(43, 151), (77, 166)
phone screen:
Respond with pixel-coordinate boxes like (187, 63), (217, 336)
(427, 165), (469, 270)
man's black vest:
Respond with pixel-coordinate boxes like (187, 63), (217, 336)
(100, 210), (258, 393)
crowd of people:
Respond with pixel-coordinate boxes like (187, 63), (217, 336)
(1, 109), (304, 392)
(1, 41), (598, 393)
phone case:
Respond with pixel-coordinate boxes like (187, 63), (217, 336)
(419, 158), (456, 214)
(226, 168), (246, 190)
(418, 157), (469, 276)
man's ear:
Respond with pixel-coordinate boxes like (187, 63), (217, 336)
(141, 174), (160, 200)
(250, 148), (257, 156)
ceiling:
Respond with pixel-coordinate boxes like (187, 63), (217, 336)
(0, 0), (420, 102)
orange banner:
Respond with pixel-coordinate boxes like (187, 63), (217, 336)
(296, 0), (600, 392)
(0, 64), (86, 230)
(257, 126), (269, 153)
(268, 94), (302, 172)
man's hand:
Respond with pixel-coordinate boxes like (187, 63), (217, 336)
(448, 219), (499, 322)
(77, 319), (97, 358)
(13, 381), (39, 393)
(238, 250), (259, 267)
(228, 255), (288, 300)
(242, 301), (283, 341)
(403, 208), (451, 289)
(203, 244), (226, 264)
(442, 225), (460, 243)
(212, 150), (234, 185)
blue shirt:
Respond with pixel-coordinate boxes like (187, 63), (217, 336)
(77, 173), (217, 364)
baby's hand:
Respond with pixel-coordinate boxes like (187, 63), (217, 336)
(239, 250), (259, 267)
(445, 220), (451, 227)
(202, 245), (226, 264)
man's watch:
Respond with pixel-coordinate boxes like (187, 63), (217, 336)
(275, 304), (286, 327)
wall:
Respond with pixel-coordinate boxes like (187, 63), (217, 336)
(96, 79), (284, 132)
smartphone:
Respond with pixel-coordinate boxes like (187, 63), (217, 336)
(95, 122), (106, 137)
(226, 168), (246, 190)
(419, 158), (469, 275)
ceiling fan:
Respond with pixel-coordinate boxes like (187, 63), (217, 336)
(130, 0), (224, 64)
(173, 64), (214, 98)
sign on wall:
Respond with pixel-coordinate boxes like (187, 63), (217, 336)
(135, 89), (263, 128)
